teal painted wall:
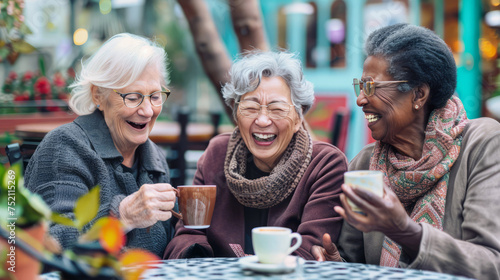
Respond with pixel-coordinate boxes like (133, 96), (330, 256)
(208, 0), (482, 160)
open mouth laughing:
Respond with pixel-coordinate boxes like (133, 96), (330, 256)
(365, 114), (381, 123)
(252, 133), (277, 142)
(126, 120), (147, 129)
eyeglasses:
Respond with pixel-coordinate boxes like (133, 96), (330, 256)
(236, 100), (294, 119)
(352, 78), (407, 97)
(113, 88), (171, 108)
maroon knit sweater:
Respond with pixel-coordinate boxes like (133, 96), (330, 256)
(164, 133), (347, 260)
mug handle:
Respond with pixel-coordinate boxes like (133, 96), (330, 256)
(287, 232), (302, 254)
(170, 188), (183, 220)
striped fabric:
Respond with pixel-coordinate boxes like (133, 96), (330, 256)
(370, 96), (469, 267)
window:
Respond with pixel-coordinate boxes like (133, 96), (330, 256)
(329, 0), (346, 68)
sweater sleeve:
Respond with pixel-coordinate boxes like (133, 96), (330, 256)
(162, 149), (213, 259)
(24, 125), (109, 249)
(293, 142), (348, 260)
(400, 120), (500, 279)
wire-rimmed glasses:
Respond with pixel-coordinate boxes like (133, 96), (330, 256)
(352, 78), (407, 97)
(236, 100), (294, 119)
(113, 88), (171, 108)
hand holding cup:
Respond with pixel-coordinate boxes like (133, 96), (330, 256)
(343, 171), (384, 213)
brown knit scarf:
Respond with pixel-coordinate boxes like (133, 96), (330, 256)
(224, 127), (313, 209)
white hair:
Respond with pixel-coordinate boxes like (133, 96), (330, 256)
(221, 51), (315, 121)
(69, 33), (169, 115)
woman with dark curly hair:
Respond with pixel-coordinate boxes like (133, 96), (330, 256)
(312, 24), (500, 279)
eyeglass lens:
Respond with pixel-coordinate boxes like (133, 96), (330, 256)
(353, 78), (374, 97)
(124, 91), (168, 107)
(238, 100), (291, 119)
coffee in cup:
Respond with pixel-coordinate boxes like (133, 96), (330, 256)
(344, 170), (383, 213)
(252, 226), (302, 264)
(173, 185), (216, 229)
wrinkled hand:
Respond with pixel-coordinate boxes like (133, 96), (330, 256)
(119, 183), (177, 229)
(311, 233), (342, 262)
(334, 184), (422, 255)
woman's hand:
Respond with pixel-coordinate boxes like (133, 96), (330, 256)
(334, 184), (422, 257)
(311, 233), (342, 262)
(119, 183), (177, 229)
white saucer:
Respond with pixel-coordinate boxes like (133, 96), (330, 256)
(239, 255), (304, 274)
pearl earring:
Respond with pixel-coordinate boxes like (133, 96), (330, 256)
(415, 105), (419, 110)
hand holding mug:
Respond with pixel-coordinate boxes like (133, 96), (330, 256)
(119, 183), (177, 229)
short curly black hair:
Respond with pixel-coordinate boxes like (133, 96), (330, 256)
(365, 23), (456, 109)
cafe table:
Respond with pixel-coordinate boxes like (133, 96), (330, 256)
(40, 257), (473, 280)
(14, 121), (217, 145)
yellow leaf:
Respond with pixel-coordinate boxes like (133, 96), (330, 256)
(51, 212), (75, 227)
(75, 186), (100, 230)
(80, 217), (108, 243)
(11, 40), (36, 54)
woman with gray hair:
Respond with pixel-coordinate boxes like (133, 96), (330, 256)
(164, 51), (347, 260)
(25, 33), (177, 257)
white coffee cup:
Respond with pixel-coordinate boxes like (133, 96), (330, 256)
(344, 170), (384, 213)
(252, 226), (302, 264)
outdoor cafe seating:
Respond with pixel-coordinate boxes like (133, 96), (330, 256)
(2, 109), (228, 187)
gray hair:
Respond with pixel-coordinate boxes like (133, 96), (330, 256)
(365, 23), (456, 109)
(69, 33), (169, 115)
(222, 51), (314, 121)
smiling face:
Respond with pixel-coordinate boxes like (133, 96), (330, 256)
(94, 65), (163, 156)
(236, 76), (302, 172)
(357, 56), (420, 145)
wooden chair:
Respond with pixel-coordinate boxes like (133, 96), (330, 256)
(4, 142), (35, 172)
(330, 107), (350, 153)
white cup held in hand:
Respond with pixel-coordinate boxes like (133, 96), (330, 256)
(252, 226), (302, 264)
(344, 170), (384, 213)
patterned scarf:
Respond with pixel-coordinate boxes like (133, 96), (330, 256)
(373, 96), (469, 267)
(224, 127), (313, 209)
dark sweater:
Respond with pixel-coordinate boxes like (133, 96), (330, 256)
(25, 110), (174, 257)
(164, 133), (348, 260)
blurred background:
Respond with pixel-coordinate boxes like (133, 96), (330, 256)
(1, 0), (499, 166)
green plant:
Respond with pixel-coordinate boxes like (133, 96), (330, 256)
(0, 161), (51, 228)
(0, 162), (159, 280)
(49, 186), (160, 280)
(0, 0), (36, 64)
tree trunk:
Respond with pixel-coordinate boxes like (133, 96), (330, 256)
(229, 0), (269, 53)
(177, 0), (234, 119)
(178, 0), (269, 123)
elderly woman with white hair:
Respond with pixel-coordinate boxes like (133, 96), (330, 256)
(25, 33), (177, 257)
(164, 51), (347, 260)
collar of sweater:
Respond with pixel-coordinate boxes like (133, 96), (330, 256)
(74, 110), (165, 174)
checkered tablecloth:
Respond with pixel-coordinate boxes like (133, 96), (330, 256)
(40, 257), (473, 280)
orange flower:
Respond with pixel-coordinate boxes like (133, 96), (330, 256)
(119, 249), (160, 280)
(98, 217), (126, 255)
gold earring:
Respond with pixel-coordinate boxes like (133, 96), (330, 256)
(415, 105), (419, 110)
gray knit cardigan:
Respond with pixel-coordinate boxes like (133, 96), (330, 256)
(25, 110), (175, 257)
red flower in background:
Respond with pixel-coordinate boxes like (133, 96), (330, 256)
(34, 76), (52, 96)
(22, 71), (33, 82)
(8, 71), (18, 81)
(13, 92), (30, 101)
(52, 72), (66, 88)
(67, 68), (75, 79)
